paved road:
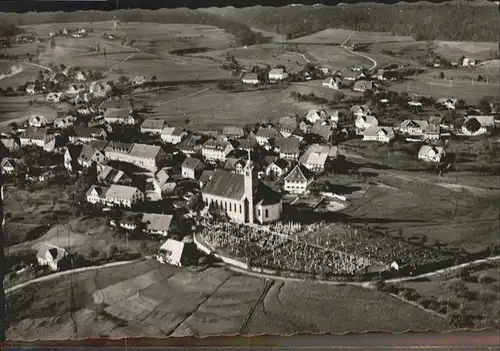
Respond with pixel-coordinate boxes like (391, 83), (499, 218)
(341, 32), (378, 71)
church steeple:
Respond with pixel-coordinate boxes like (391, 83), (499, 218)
(243, 149), (254, 224)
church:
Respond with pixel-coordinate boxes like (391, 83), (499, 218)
(201, 152), (282, 224)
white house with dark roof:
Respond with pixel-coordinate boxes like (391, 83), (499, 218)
(278, 116), (298, 137)
(274, 137), (300, 160)
(181, 157), (205, 180)
(104, 142), (166, 171)
(306, 109), (328, 124)
(19, 127), (54, 148)
(418, 145), (446, 163)
(265, 159), (290, 179)
(399, 119), (429, 136)
(202, 153), (281, 224)
(46, 92), (63, 103)
(140, 119), (166, 135)
(268, 68), (288, 82)
(97, 165), (132, 185)
(86, 185), (109, 204)
(103, 184), (144, 208)
(310, 122), (334, 142)
(78, 144), (107, 169)
(363, 126), (395, 143)
(322, 76), (341, 90)
(202, 139), (234, 162)
(90, 82), (112, 98)
(255, 127), (280, 146)
(462, 115), (495, 136)
(284, 164), (314, 195)
(353, 80), (377, 92)
(70, 127), (107, 143)
(28, 115), (48, 128)
(1, 138), (20, 151)
(423, 124), (441, 141)
(1, 158), (17, 175)
(54, 115), (76, 129)
(161, 126), (186, 144)
(103, 109), (135, 125)
(350, 105), (371, 118)
(145, 169), (177, 201)
(437, 98), (457, 110)
(355, 115), (379, 135)
(26, 84), (36, 95)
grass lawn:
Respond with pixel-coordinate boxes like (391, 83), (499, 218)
(0, 61), (40, 89)
(6, 261), (449, 339)
(0, 97), (64, 126)
(432, 41), (498, 62)
(300, 44), (373, 69)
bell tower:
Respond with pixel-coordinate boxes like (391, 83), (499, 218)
(243, 149), (254, 224)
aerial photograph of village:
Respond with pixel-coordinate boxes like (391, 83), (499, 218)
(0, 0), (499, 340)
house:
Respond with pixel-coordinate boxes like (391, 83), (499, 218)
(64, 144), (83, 172)
(86, 185), (109, 204)
(161, 127), (186, 145)
(43, 135), (65, 153)
(268, 68), (288, 82)
(65, 84), (85, 96)
(99, 99), (133, 113)
(74, 71), (86, 81)
(97, 165), (132, 185)
(19, 128), (54, 148)
(140, 119), (165, 135)
(132, 75), (146, 85)
(462, 115), (495, 136)
(106, 143), (166, 171)
(70, 127), (107, 143)
(46, 92), (63, 103)
(322, 77), (342, 89)
(265, 159), (290, 178)
(242, 73), (260, 85)
(77, 106), (96, 116)
(1, 158), (16, 175)
(54, 115), (76, 129)
(255, 127), (280, 146)
(408, 101), (423, 108)
(157, 239), (190, 266)
(399, 120), (429, 136)
(306, 109), (329, 124)
(326, 109), (340, 123)
(202, 156), (282, 224)
(78, 143), (107, 168)
(350, 105), (371, 118)
(90, 82), (112, 98)
(353, 80), (376, 92)
(355, 115), (379, 134)
(178, 134), (205, 156)
(363, 126), (395, 143)
(310, 122), (333, 142)
(274, 137), (300, 160)
(103, 109), (135, 125)
(428, 115), (443, 126)
(199, 170), (214, 189)
(278, 116), (298, 137)
(462, 57), (476, 67)
(146, 168), (177, 200)
(202, 139), (234, 163)
(26, 84), (36, 95)
(28, 115), (48, 128)
(1, 138), (20, 151)
(181, 157), (205, 180)
(103, 184), (144, 208)
(299, 148), (328, 173)
(140, 213), (176, 236)
(437, 98), (458, 110)
(341, 70), (363, 81)
(236, 138), (258, 152)
(222, 126), (244, 139)
(284, 164), (314, 195)
(36, 244), (68, 271)
(423, 124), (441, 141)
(291, 127), (305, 142)
(418, 145), (446, 163)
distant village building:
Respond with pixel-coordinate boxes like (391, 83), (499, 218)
(28, 115), (48, 128)
(284, 164), (314, 195)
(310, 122), (334, 142)
(399, 119), (429, 137)
(241, 73), (260, 85)
(97, 165), (132, 185)
(222, 126), (245, 139)
(46, 92), (63, 103)
(87, 184), (144, 208)
(161, 127), (186, 144)
(146, 169), (177, 201)
(273, 137), (300, 160)
(54, 115), (76, 129)
(36, 244), (68, 271)
(140, 119), (166, 135)
(265, 159), (290, 179)
(202, 154), (282, 224)
(437, 98), (458, 110)
(157, 239), (193, 266)
(355, 115), (378, 135)
(104, 142), (166, 171)
(268, 68), (288, 82)
(70, 127), (107, 143)
(19, 128), (54, 148)
(363, 126), (395, 143)
(423, 124), (441, 141)
(418, 145), (446, 163)
(462, 115), (495, 136)
(278, 116), (298, 137)
(462, 57), (476, 67)
(181, 157), (205, 180)
(77, 143), (107, 169)
(0, 158), (17, 175)
(306, 109), (329, 124)
(90, 82), (112, 98)
(202, 139), (234, 163)
(322, 77), (341, 90)
(255, 127), (280, 146)
(26, 84), (36, 95)
(350, 105), (371, 118)
(1, 138), (20, 151)
(132, 75), (147, 86)
(353, 80), (377, 92)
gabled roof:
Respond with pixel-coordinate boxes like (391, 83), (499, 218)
(341, 70), (362, 79)
(364, 126), (395, 137)
(1, 158), (15, 168)
(141, 119), (165, 130)
(350, 105), (371, 114)
(236, 138), (258, 150)
(98, 166), (129, 184)
(222, 126), (244, 137)
(199, 170), (214, 185)
(105, 141), (133, 154)
(36, 244), (67, 262)
(357, 115), (379, 126)
(181, 157), (203, 170)
(128, 143), (162, 159)
(142, 213), (174, 233)
(74, 127), (105, 138)
(103, 108), (132, 119)
(428, 115), (443, 125)
(400, 119), (429, 130)
(279, 116), (298, 130)
(86, 184), (109, 197)
(161, 126), (185, 137)
(159, 239), (184, 264)
(418, 145), (445, 157)
(203, 139), (231, 150)
(203, 170), (247, 200)
(105, 184), (141, 200)
(21, 127), (48, 140)
(79, 144), (102, 163)
(310, 123), (333, 140)
(256, 127), (280, 139)
(89, 140), (109, 151)
(306, 109), (328, 120)
(300, 151), (328, 166)
(1, 138), (20, 150)
(466, 115), (495, 127)
(284, 164), (313, 183)
(99, 99), (132, 110)
(274, 137), (300, 154)
(353, 80), (374, 90)
(269, 68), (285, 75)
(155, 168), (171, 187)
(242, 73), (259, 81)
(267, 158), (289, 171)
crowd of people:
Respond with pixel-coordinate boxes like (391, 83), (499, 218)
(253, 241), (373, 276)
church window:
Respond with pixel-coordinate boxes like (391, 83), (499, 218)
(258, 209), (261, 216)
(239, 204), (242, 213)
(229, 203), (232, 211)
(265, 209), (269, 218)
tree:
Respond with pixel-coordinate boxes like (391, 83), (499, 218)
(476, 74), (483, 82)
(107, 244), (119, 259)
(151, 75), (157, 83)
(438, 72), (445, 79)
(458, 55), (465, 66)
(118, 75), (129, 84)
(478, 97), (492, 114)
(464, 117), (481, 133)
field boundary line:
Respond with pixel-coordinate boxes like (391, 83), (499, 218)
(5, 258), (146, 295)
(239, 279), (274, 335)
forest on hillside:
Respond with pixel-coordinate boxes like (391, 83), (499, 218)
(208, 3), (500, 42)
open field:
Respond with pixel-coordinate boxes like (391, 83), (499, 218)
(193, 44), (309, 73)
(287, 29), (414, 45)
(141, 84), (323, 130)
(433, 41), (498, 62)
(388, 77), (499, 104)
(0, 96), (63, 126)
(396, 261), (500, 328)
(6, 260), (449, 339)
(0, 60), (41, 88)
(299, 44), (373, 69)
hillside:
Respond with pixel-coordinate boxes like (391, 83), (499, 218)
(202, 2), (500, 42)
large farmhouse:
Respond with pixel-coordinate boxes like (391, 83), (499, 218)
(202, 154), (282, 224)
